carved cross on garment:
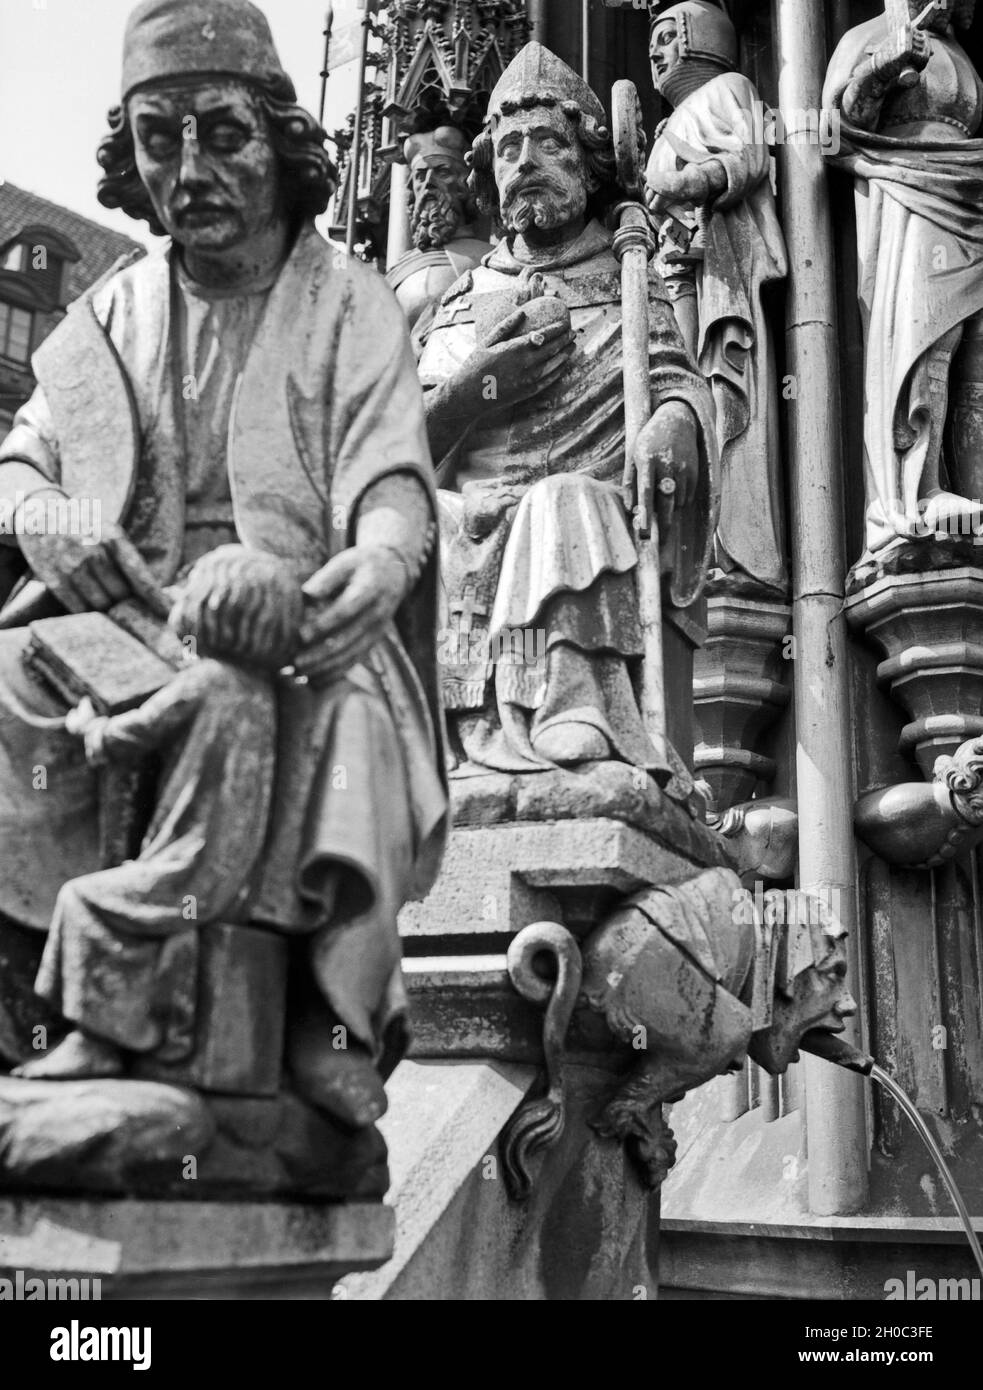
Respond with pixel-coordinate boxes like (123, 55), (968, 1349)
(451, 584), (488, 634)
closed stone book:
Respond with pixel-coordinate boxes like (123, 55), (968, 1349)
(24, 610), (178, 716)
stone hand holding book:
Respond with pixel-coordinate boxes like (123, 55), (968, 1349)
(12, 546), (305, 1083)
(27, 546), (305, 772)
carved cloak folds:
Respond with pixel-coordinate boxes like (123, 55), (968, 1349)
(0, 223), (447, 1060)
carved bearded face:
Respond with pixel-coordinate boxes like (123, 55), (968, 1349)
(650, 19), (682, 93)
(493, 104), (590, 237)
(748, 938), (858, 1076)
(128, 78), (281, 252)
(410, 152), (470, 250)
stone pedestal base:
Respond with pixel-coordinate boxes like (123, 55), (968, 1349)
(0, 1076), (389, 1201)
(384, 769), (731, 1298)
(0, 1198), (393, 1299)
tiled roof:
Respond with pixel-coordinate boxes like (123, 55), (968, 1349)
(0, 181), (144, 302)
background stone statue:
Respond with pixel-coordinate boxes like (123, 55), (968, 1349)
(0, 0), (446, 1197)
(646, 1), (788, 597)
(386, 126), (492, 357)
(419, 42), (719, 782)
(824, 0), (983, 583)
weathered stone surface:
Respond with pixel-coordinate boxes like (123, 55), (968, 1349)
(402, 955), (625, 1062)
(845, 568), (983, 777)
(846, 537), (983, 596)
(0, 914), (63, 1069)
(827, 12), (983, 570)
(0, 1196), (394, 1298)
(452, 761), (730, 863)
(693, 597), (792, 809)
(132, 922), (288, 1098)
(341, 1059), (654, 1301)
(201, 1094), (389, 1201)
(0, 1076), (388, 1200)
(648, 7), (788, 597)
(401, 806), (733, 943)
(0, 3), (448, 1203)
(0, 1077), (214, 1193)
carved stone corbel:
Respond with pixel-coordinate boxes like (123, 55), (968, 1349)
(693, 594), (792, 809)
(846, 569), (983, 867)
(705, 794), (799, 884)
(845, 569), (983, 779)
(855, 736), (983, 870)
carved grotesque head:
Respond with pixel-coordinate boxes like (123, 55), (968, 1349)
(97, 0), (335, 239)
(169, 545), (305, 671)
(748, 892), (858, 1075)
(650, 2), (738, 100)
(469, 42), (616, 236)
(405, 127), (474, 251)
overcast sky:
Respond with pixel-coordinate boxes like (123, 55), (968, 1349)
(0, 0), (364, 246)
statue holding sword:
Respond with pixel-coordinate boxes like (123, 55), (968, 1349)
(418, 42), (719, 786)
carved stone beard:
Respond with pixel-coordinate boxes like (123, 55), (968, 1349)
(411, 188), (463, 250)
(502, 184), (585, 237)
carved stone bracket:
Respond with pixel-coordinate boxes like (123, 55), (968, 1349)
(693, 594), (792, 809)
(855, 735), (983, 870)
(707, 795), (799, 885)
(845, 569), (983, 780)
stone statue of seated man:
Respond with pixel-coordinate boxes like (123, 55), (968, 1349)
(418, 43), (719, 784)
(0, 0), (447, 1181)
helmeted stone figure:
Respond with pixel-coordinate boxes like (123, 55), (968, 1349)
(419, 42), (719, 782)
(646, 1), (788, 596)
(0, 0), (447, 1175)
(824, 0), (983, 579)
(385, 126), (492, 357)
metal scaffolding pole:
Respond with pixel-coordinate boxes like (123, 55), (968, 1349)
(347, 4), (374, 256)
(528, 0), (548, 45)
(770, 0), (869, 1215)
(319, 5), (334, 128)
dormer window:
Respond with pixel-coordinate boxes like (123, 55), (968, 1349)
(0, 300), (35, 365)
(0, 227), (79, 308)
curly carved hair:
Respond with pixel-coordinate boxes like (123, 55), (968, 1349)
(169, 545), (305, 672)
(97, 74), (337, 235)
(468, 95), (619, 232)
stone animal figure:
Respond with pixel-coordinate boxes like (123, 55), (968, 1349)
(502, 867), (856, 1195)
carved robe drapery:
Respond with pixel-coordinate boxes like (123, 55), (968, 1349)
(825, 21), (983, 558)
(420, 220), (719, 777)
(0, 223), (447, 1061)
(647, 70), (788, 592)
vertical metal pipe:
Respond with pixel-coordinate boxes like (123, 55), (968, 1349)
(770, 0), (869, 1215)
(528, 0), (547, 45)
(760, 1069), (781, 1124)
(319, 5), (334, 128)
(387, 162), (412, 268)
(720, 1064), (750, 1122)
(346, 8), (372, 256)
(582, 0), (590, 82)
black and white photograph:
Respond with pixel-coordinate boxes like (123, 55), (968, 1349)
(0, 0), (981, 1355)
